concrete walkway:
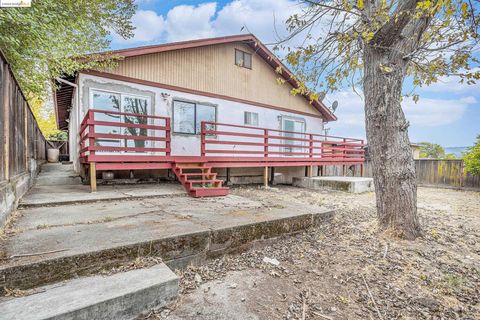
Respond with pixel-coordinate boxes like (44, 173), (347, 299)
(0, 163), (334, 292)
(20, 163), (185, 207)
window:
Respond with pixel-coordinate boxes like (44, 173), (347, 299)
(235, 49), (252, 69)
(282, 117), (306, 154)
(244, 111), (258, 126)
(173, 100), (216, 134)
(90, 89), (151, 150)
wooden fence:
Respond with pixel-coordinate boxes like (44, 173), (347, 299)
(324, 159), (480, 190)
(0, 50), (46, 201)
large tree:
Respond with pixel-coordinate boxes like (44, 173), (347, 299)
(279, 1), (479, 239)
(0, 0), (136, 100)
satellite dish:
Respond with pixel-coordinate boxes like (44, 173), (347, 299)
(319, 92), (326, 102)
(332, 101), (339, 113)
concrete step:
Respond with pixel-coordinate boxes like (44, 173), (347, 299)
(293, 176), (374, 193)
(35, 175), (82, 186)
(0, 263), (178, 320)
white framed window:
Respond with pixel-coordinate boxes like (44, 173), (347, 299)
(173, 100), (216, 134)
(244, 111), (259, 126)
(89, 89), (152, 151)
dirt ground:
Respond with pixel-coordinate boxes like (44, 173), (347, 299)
(146, 186), (480, 320)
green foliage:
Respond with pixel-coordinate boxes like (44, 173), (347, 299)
(464, 135), (480, 175)
(48, 131), (68, 141)
(0, 0), (136, 100)
(29, 96), (63, 138)
(279, 1), (480, 97)
(419, 142), (446, 159)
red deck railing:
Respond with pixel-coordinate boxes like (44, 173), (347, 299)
(200, 121), (364, 163)
(79, 109), (171, 163)
(79, 110), (364, 166)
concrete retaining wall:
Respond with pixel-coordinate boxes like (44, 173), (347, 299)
(0, 160), (43, 226)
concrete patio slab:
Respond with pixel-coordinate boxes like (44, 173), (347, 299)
(0, 263), (178, 320)
(20, 183), (186, 208)
(293, 176), (374, 193)
(0, 192), (334, 291)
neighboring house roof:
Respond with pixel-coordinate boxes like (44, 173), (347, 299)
(54, 34), (336, 130)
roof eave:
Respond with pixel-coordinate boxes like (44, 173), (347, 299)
(70, 34), (337, 123)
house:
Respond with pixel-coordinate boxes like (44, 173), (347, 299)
(54, 34), (364, 197)
(410, 143), (421, 159)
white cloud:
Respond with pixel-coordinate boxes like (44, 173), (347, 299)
(403, 96), (473, 126)
(327, 90), (474, 138)
(112, 0), (302, 47)
(213, 0), (299, 42)
(114, 10), (165, 43)
(165, 3), (217, 42)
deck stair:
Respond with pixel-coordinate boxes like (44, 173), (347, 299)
(172, 161), (229, 197)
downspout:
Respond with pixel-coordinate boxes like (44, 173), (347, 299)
(55, 77), (79, 172)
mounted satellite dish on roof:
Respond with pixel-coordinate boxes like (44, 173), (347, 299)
(332, 100), (339, 113)
(318, 91), (326, 102)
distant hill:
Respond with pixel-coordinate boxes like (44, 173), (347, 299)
(444, 147), (469, 158)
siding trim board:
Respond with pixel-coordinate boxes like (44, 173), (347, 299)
(82, 70), (325, 119)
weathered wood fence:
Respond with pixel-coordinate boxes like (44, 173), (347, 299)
(0, 50), (47, 225)
(324, 159), (480, 190)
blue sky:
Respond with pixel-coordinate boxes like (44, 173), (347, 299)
(110, 0), (480, 148)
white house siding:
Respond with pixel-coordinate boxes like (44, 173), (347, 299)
(75, 73), (324, 181)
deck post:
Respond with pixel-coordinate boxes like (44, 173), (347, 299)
(200, 121), (206, 157)
(89, 162), (97, 192)
(307, 165), (313, 177)
(263, 166), (268, 188)
(263, 129), (269, 159)
(165, 118), (171, 156)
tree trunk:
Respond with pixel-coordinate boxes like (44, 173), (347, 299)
(363, 47), (422, 240)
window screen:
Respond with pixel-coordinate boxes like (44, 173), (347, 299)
(244, 111), (259, 126)
(196, 104), (216, 133)
(173, 101), (195, 134)
(235, 49), (252, 69)
(173, 100), (216, 134)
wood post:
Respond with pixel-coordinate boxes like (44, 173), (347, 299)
(89, 162), (97, 192)
(200, 121), (206, 157)
(307, 165), (313, 177)
(263, 129), (269, 158)
(263, 166), (268, 188)
(318, 165), (324, 177)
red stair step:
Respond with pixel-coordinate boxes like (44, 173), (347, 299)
(181, 172), (217, 178)
(190, 187), (229, 198)
(172, 162), (229, 198)
(186, 179), (223, 184)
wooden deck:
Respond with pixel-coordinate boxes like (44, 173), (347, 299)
(79, 109), (365, 196)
